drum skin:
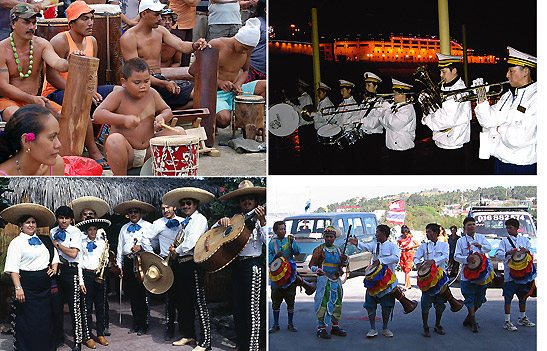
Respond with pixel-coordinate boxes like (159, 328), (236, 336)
(89, 5), (123, 85)
(36, 18), (68, 41)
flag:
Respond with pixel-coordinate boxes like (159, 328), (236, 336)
(305, 201), (311, 213)
(389, 200), (405, 211)
(387, 199), (405, 225)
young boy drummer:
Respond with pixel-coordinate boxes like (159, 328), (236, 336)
(495, 218), (536, 331)
(414, 223), (463, 337)
(76, 218), (112, 346)
(93, 57), (185, 175)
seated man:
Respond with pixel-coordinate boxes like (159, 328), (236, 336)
(93, 57), (185, 175)
(0, 3), (73, 121)
(159, 8), (182, 68)
(189, 17), (266, 128)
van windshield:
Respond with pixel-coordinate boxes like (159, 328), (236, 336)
(474, 213), (536, 239)
(285, 218), (333, 238)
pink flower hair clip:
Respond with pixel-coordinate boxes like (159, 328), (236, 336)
(25, 133), (35, 142)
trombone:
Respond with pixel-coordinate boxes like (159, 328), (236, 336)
(440, 81), (510, 102)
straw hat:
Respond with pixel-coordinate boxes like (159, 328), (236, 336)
(218, 180), (266, 201)
(162, 187), (214, 208)
(0, 203), (55, 227)
(69, 196), (110, 221)
(113, 199), (156, 215)
(140, 252), (174, 294)
(75, 218), (111, 231)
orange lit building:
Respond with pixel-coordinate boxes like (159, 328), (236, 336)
(269, 36), (499, 64)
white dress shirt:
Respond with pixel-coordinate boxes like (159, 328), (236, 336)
(50, 224), (82, 263)
(454, 233), (492, 281)
(357, 240), (401, 273)
(422, 77), (472, 149)
(333, 96), (358, 127)
(116, 218), (153, 268)
(494, 234), (532, 282)
(239, 220), (266, 257)
(149, 215), (186, 258)
(175, 211), (209, 257)
(379, 102), (416, 150)
(414, 240), (449, 267)
(360, 96), (386, 134)
(4, 233), (59, 273)
(78, 236), (107, 285)
(475, 82), (536, 165)
(314, 96), (334, 130)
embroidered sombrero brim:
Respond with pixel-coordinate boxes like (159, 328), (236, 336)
(113, 199), (156, 215)
(69, 196), (110, 221)
(162, 187), (214, 208)
(0, 203), (55, 227)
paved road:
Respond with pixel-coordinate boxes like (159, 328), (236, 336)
(268, 271), (537, 351)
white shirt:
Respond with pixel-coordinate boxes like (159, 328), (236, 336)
(175, 211), (209, 256)
(4, 233), (59, 273)
(357, 240), (400, 273)
(422, 77), (472, 149)
(79, 236), (107, 271)
(414, 240), (449, 267)
(239, 220), (266, 257)
(494, 234), (532, 282)
(314, 96), (334, 130)
(297, 92), (314, 127)
(116, 218), (153, 268)
(149, 215), (186, 258)
(454, 233), (492, 281)
(378, 102), (416, 151)
(475, 82), (536, 165)
(360, 96), (386, 134)
(333, 96), (358, 128)
(50, 224), (82, 263)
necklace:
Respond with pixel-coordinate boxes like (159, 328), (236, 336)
(10, 33), (33, 78)
(15, 155), (23, 175)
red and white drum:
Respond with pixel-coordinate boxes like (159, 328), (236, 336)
(269, 257), (292, 287)
(150, 135), (199, 176)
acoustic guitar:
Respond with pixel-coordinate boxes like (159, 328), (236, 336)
(194, 204), (266, 272)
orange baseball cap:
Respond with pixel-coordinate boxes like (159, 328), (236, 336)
(66, 1), (94, 23)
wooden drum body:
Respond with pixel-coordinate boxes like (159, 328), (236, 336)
(233, 94), (265, 140)
(89, 4), (123, 85)
(36, 18), (68, 41)
(150, 135), (199, 176)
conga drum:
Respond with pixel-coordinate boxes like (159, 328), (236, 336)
(150, 135), (199, 176)
(88, 4), (123, 85)
(233, 94), (265, 139)
(36, 18), (68, 41)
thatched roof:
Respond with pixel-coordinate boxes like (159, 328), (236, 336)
(4, 177), (226, 214)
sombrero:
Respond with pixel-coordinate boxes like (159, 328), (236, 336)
(69, 196), (110, 221)
(75, 218), (111, 231)
(162, 187), (214, 208)
(218, 180), (266, 201)
(113, 199), (156, 215)
(0, 203), (55, 227)
(139, 252), (175, 295)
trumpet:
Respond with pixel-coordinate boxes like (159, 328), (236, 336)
(95, 232), (109, 283)
(166, 226), (186, 264)
(440, 81), (510, 102)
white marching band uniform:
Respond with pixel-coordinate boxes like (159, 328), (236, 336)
(314, 95), (334, 130)
(334, 95), (358, 128)
(360, 96), (386, 135)
(379, 101), (416, 151)
(296, 91), (314, 127)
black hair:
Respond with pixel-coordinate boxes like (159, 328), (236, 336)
(121, 57), (150, 80)
(505, 218), (520, 229)
(449, 225), (457, 230)
(0, 105), (55, 164)
(377, 224), (390, 237)
(255, 0), (265, 18)
(17, 214), (34, 226)
(426, 223), (440, 234)
(273, 221), (285, 233)
(463, 217), (475, 226)
(55, 206), (74, 219)
(401, 225), (411, 234)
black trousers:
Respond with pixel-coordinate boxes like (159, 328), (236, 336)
(58, 264), (90, 344)
(83, 270), (106, 336)
(122, 256), (148, 330)
(231, 256), (265, 351)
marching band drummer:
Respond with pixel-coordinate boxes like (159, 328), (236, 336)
(378, 78), (416, 173)
(421, 53), (472, 174)
(114, 199), (155, 336)
(160, 187), (213, 350)
(454, 217), (492, 333)
(76, 218), (112, 347)
(474, 47), (536, 175)
(216, 180), (266, 351)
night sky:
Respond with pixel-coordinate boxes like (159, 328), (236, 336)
(269, 0), (537, 58)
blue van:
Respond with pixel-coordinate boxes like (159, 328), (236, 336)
(281, 212), (378, 281)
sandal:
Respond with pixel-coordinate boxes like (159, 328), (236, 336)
(94, 157), (110, 170)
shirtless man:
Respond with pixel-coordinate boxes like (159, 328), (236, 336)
(93, 57), (185, 175)
(120, 0), (208, 110)
(0, 3), (75, 121)
(159, 8), (182, 68)
(189, 17), (266, 128)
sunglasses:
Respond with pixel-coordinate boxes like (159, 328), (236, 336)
(180, 200), (194, 206)
(82, 211), (96, 216)
(128, 209), (141, 214)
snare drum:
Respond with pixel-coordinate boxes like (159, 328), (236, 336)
(337, 127), (361, 149)
(150, 135), (199, 176)
(89, 4), (123, 85)
(233, 94), (265, 139)
(268, 103), (298, 137)
(317, 124), (343, 146)
(36, 18), (68, 41)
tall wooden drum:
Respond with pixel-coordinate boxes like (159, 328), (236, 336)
(36, 18), (68, 41)
(233, 94), (265, 140)
(88, 4), (123, 86)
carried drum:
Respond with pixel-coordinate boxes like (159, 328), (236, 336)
(269, 257), (294, 287)
(150, 135), (199, 176)
(233, 94), (265, 139)
(36, 18), (68, 41)
(363, 263), (397, 297)
(417, 263), (448, 295)
(463, 253), (494, 285)
(508, 251), (536, 283)
(269, 103), (298, 137)
(317, 124), (343, 146)
(88, 4), (123, 85)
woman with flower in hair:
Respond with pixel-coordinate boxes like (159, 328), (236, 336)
(398, 225), (420, 291)
(0, 104), (64, 176)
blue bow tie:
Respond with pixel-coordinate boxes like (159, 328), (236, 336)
(53, 229), (66, 242)
(87, 241), (97, 253)
(128, 223), (142, 233)
(28, 236), (42, 246)
(166, 218), (180, 229)
(181, 217), (191, 228)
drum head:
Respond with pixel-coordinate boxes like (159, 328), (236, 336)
(88, 4), (122, 14)
(318, 124), (342, 137)
(364, 263), (379, 276)
(270, 257), (284, 272)
(235, 94), (265, 103)
(418, 263), (432, 277)
(269, 103), (298, 137)
(467, 253), (483, 270)
(150, 135), (199, 146)
(512, 251), (527, 262)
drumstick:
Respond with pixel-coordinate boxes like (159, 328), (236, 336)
(160, 123), (179, 132)
(44, 2), (64, 9)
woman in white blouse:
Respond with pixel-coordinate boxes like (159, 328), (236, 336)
(1, 203), (59, 351)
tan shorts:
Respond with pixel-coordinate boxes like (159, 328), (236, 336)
(132, 148), (147, 168)
(0, 98), (61, 113)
